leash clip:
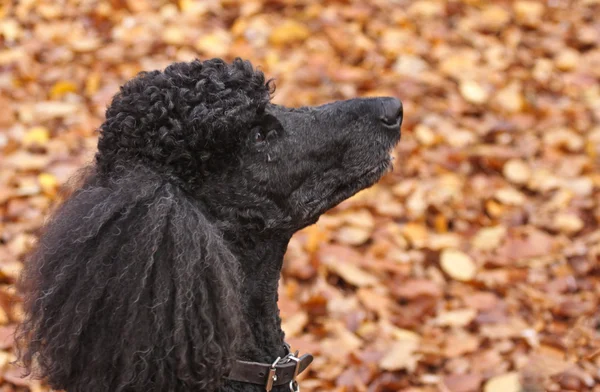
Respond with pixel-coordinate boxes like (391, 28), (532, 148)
(265, 356), (281, 392)
(288, 353), (301, 392)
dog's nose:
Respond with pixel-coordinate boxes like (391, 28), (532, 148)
(379, 97), (403, 127)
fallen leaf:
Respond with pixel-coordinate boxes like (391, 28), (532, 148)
(496, 228), (555, 261)
(459, 80), (489, 104)
(472, 226), (507, 251)
(379, 339), (420, 372)
(553, 213), (584, 234)
(444, 332), (480, 357)
(480, 317), (529, 339)
(440, 249), (477, 281)
(414, 124), (437, 146)
(162, 26), (186, 45)
(22, 126), (50, 147)
(523, 352), (574, 379)
(0, 325), (15, 349)
(327, 262), (378, 287)
(401, 222), (429, 248)
(555, 48), (580, 71)
(479, 5), (510, 31)
(393, 55), (429, 77)
(22, 102), (80, 122)
(544, 128), (584, 152)
(357, 288), (392, 318)
(393, 279), (442, 299)
(380, 321), (421, 342)
(514, 1), (544, 27)
(503, 159), (531, 185)
(49, 80), (78, 99)
(335, 225), (372, 246)
(463, 292), (499, 311)
(483, 372), (521, 392)
(194, 30), (232, 58)
(0, 261), (22, 281)
(322, 322), (363, 357)
(4, 152), (50, 170)
(495, 82), (524, 113)
(282, 311), (308, 338)
(38, 172), (58, 196)
(443, 373), (483, 392)
(494, 187), (526, 206)
(434, 308), (477, 327)
(269, 20), (310, 45)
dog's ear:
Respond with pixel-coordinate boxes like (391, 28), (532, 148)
(16, 165), (243, 392)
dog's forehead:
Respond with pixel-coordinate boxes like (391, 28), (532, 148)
(263, 104), (314, 130)
(265, 103), (316, 118)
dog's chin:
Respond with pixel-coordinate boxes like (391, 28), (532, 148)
(304, 156), (392, 222)
(343, 156), (393, 195)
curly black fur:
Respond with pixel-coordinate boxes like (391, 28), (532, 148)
(16, 58), (402, 392)
(17, 164), (244, 391)
(97, 59), (273, 193)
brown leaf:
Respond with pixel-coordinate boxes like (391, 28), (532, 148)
(335, 225), (372, 246)
(503, 159), (531, 185)
(463, 292), (499, 311)
(483, 372), (521, 392)
(327, 262), (378, 287)
(496, 229), (555, 261)
(0, 325), (15, 350)
(459, 80), (489, 104)
(281, 311), (308, 338)
(379, 339), (420, 372)
(434, 309), (477, 327)
(472, 226), (506, 251)
(440, 249), (477, 281)
(480, 317), (529, 339)
(393, 279), (442, 299)
(444, 331), (480, 357)
(4, 151), (50, 170)
(269, 20), (310, 46)
(22, 126), (50, 147)
(49, 80), (78, 99)
(443, 373), (483, 392)
(514, 1), (545, 27)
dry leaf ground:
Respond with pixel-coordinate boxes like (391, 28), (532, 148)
(1, 1), (599, 391)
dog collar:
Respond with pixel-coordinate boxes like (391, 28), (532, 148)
(225, 343), (313, 391)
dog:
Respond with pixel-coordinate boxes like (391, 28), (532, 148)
(16, 58), (402, 392)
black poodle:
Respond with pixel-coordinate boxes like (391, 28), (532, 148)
(16, 58), (402, 392)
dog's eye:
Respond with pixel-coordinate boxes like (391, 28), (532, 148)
(254, 131), (266, 143)
(253, 129), (278, 145)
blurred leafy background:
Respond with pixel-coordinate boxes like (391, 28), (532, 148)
(0, 0), (599, 391)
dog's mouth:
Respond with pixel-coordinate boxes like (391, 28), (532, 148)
(382, 119), (402, 131)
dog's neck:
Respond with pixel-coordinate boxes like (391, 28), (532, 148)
(221, 227), (292, 391)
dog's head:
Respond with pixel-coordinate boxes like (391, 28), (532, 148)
(97, 58), (402, 231)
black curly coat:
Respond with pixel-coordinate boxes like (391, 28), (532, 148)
(16, 58), (402, 392)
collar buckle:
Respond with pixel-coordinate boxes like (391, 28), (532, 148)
(265, 356), (281, 392)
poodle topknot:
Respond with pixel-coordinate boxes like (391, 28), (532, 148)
(16, 58), (402, 392)
(97, 58), (274, 191)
